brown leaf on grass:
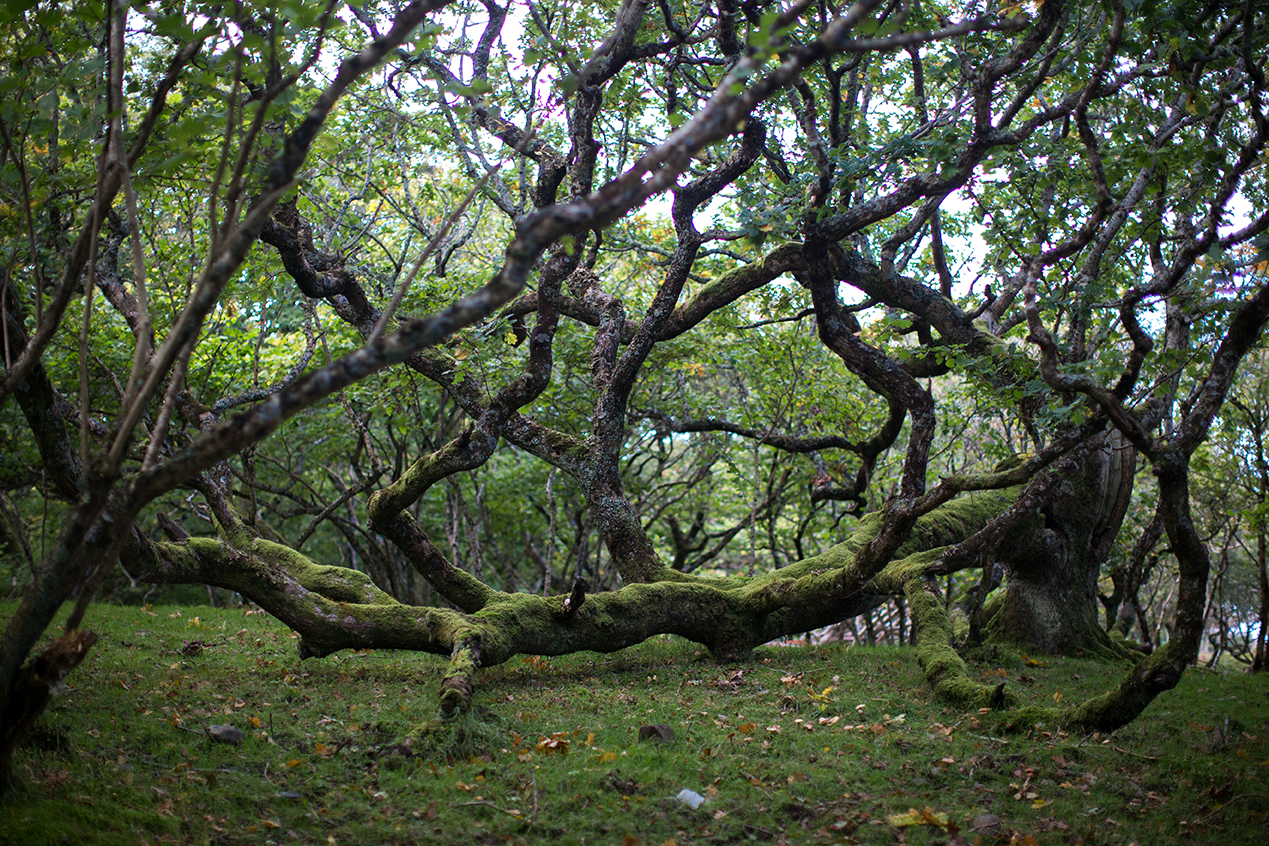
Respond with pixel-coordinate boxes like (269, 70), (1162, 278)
(945, 820), (970, 846)
(537, 732), (571, 753)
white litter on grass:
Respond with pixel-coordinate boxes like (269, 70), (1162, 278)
(675, 789), (706, 809)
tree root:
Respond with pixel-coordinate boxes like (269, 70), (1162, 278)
(905, 576), (1018, 709)
(439, 638), (482, 718)
(403, 708), (506, 761)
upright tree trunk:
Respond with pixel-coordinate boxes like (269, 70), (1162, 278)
(1253, 516), (1268, 672)
(992, 431), (1135, 653)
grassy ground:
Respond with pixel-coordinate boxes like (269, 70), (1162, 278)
(1, 601), (1267, 845)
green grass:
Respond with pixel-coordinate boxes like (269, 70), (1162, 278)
(2, 602), (1267, 845)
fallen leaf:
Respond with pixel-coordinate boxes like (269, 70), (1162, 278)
(886, 806), (948, 829)
(537, 732), (571, 754)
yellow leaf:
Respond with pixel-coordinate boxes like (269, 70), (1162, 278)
(887, 809), (924, 827)
(887, 806), (949, 829)
(918, 806), (949, 828)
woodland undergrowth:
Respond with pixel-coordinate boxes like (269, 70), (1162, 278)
(1, 602), (1266, 846)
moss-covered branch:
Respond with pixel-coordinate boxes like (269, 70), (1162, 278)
(898, 564), (1013, 709)
(127, 454), (1187, 735)
(128, 476), (1028, 716)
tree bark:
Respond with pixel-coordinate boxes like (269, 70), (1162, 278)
(991, 431), (1135, 654)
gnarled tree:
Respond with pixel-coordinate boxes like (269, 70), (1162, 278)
(2, 0), (1268, 782)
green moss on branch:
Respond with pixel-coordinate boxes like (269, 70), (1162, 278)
(901, 566), (1016, 709)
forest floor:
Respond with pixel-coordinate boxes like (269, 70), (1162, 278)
(1, 601), (1267, 845)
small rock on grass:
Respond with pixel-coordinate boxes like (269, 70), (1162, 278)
(638, 724), (675, 743)
(970, 814), (1000, 833)
(207, 724), (245, 745)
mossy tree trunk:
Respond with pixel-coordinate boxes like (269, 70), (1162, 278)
(990, 431), (1136, 655)
(130, 478), (1032, 711)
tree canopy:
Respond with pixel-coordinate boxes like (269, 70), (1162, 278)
(2, 0), (1268, 778)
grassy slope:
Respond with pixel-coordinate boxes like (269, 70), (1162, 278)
(1, 601), (1266, 846)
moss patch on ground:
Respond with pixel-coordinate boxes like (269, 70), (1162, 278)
(2, 602), (1267, 845)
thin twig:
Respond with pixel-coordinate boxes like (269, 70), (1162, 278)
(1207, 793), (1269, 817)
(294, 470), (386, 548)
(1081, 743), (1157, 761)
(457, 800), (527, 817)
(367, 162), (502, 346)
